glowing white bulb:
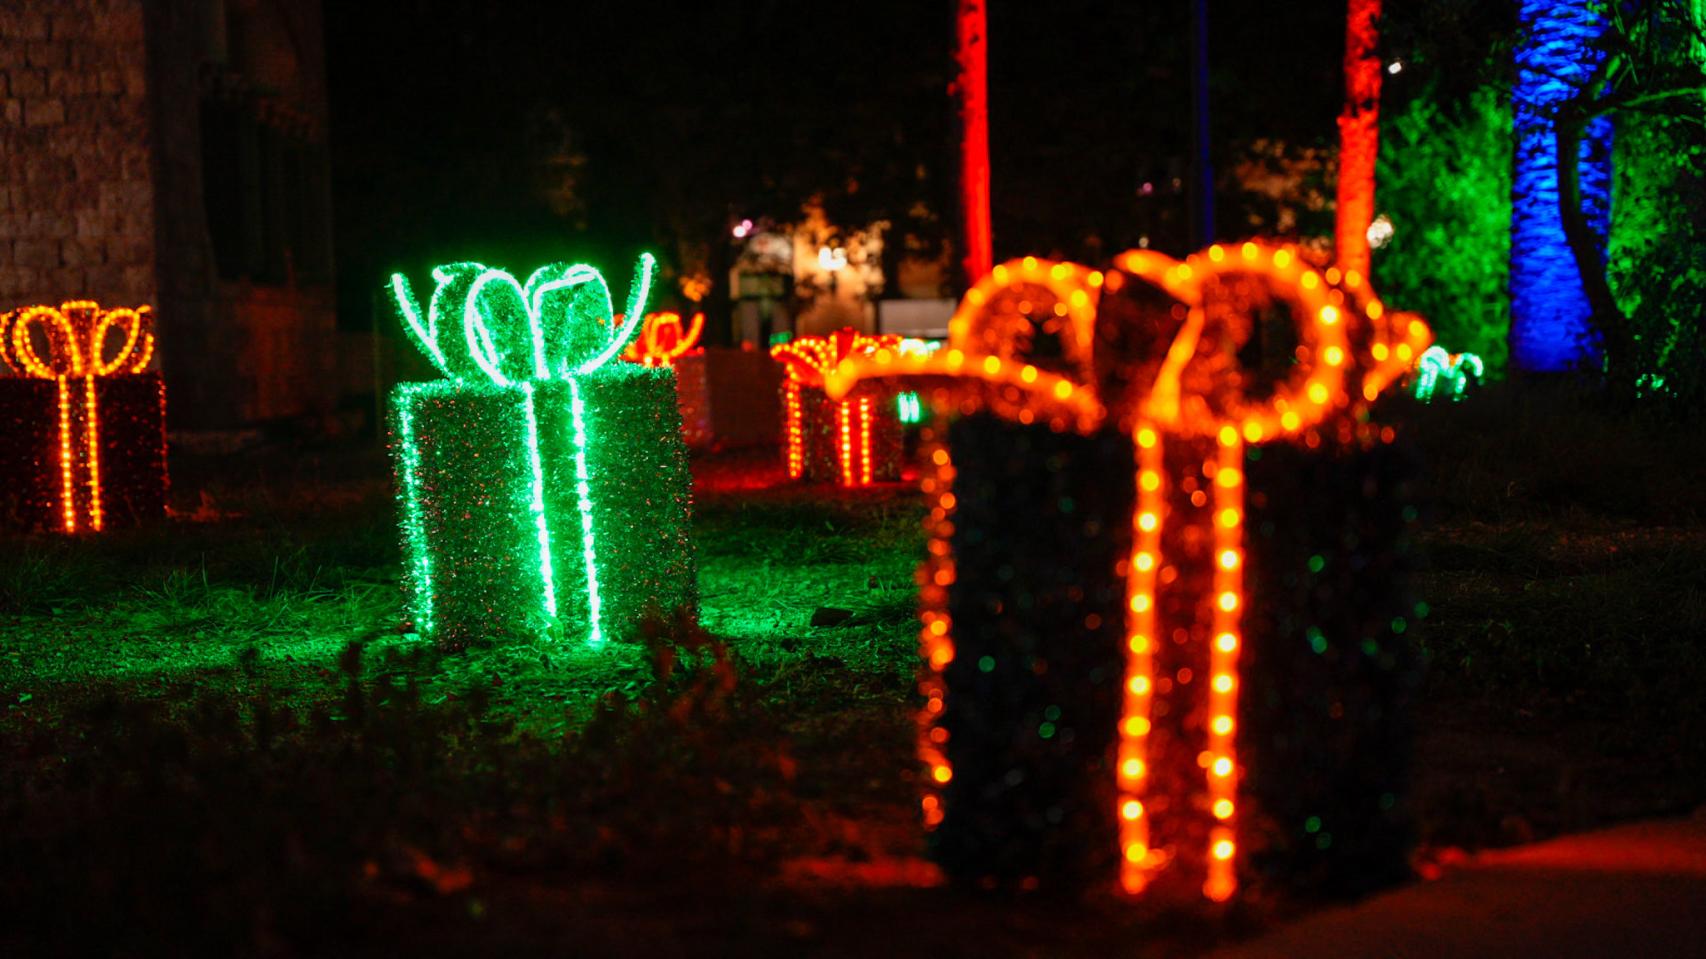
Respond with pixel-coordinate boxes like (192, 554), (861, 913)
(1366, 214), (1395, 249)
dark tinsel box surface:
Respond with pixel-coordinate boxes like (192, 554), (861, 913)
(0, 373), (168, 532)
(791, 382), (903, 485)
(933, 419), (1420, 901)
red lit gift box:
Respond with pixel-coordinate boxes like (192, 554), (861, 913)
(673, 346), (784, 452)
(771, 328), (903, 486)
(0, 301), (168, 532)
(618, 311), (785, 452)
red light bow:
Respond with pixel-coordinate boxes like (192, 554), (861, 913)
(621, 311), (705, 368)
(1, 300), (156, 379)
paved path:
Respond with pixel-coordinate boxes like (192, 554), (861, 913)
(1208, 814), (1706, 959)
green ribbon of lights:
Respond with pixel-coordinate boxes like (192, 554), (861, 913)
(895, 340), (940, 424)
(391, 254), (656, 384)
(388, 254), (656, 646)
(1412, 345), (1483, 403)
(896, 391), (925, 424)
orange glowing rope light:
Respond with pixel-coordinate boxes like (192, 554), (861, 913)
(0, 301), (157, 533)
(784, 379), (805, 479)
(858, 396), (873, 485)
(825, 246), (1429, 901)
(56, 376), (77, 532)
(84, 374), (104, 530)
(620, 311), (705, 368)
(771, 328), (902, 488)
(838, 399), (854, 486)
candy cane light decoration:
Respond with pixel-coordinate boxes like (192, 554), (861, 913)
(0, 301), (159, 532)
(825, 246), (1429, 900)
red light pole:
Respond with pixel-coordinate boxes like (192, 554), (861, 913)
(955, 0), (993, 284)
(1335, 0), (1383, 278)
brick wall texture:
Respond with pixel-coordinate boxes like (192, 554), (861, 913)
(0, 0), (159, 309)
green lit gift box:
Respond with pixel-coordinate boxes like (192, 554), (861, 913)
(388, 255), (696, 647)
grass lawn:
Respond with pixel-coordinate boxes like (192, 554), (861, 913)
(3, 384), (1705, 956)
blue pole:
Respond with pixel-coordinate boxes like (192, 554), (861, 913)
(1190, 0), (1213, 247)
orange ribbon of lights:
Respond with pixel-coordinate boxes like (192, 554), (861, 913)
(621, 311), (705, 368)
(825, 247), (1430, 901)
(771, 328), (903, 487)
(0, 301), (157, 533)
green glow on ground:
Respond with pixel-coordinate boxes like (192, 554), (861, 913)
(5, 398), (1706, 952)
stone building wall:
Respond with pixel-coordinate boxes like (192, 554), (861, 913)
(0, 0), (159, 311)
(2, 0), (344, 429)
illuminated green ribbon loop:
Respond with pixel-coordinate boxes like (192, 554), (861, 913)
(1412, 345), (1482, 403)
(390, 253), (656, 384)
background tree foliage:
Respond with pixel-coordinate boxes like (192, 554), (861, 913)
(1373, 85), (1513, 371)
(1606, 6), (1706, 413)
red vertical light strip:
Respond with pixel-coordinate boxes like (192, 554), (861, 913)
(1118, 426), (1165, 893)
(918, 429), (958, 824)
(956, 0), (994, 283)
(857, 396), (873, 485)
(157, 374), (170, 505)
(83, 375), (104, 531)
(785, 380), (804, 479)
(1335, 0), (1382, 279)
(1204, 428), (1245, 901)
(837, 400), (854, 487)
(55, 376), (77, 532)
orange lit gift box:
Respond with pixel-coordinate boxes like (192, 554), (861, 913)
(0, 301), (168, 532)
(826, 247), (1432, 902)
(772, 328), (903, 486)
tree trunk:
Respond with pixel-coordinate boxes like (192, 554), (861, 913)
(1554, 107), (1632, 391)
(704, 215), (735, 347)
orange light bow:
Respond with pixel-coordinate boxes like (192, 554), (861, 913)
(824, 246), (1430, 901)
(0, 301), (157, 532)
(771, 328), (903, 486)
(621, 311), (705, 368)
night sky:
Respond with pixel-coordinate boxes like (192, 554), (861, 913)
(322, 1), (1502, 321)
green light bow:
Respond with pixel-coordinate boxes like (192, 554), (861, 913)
(1412, 346), (1483, 403)
(390, 253), (657, 384)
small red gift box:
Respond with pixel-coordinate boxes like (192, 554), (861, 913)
(772, 328), (903, 486)
(0, 302), (168, 532)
